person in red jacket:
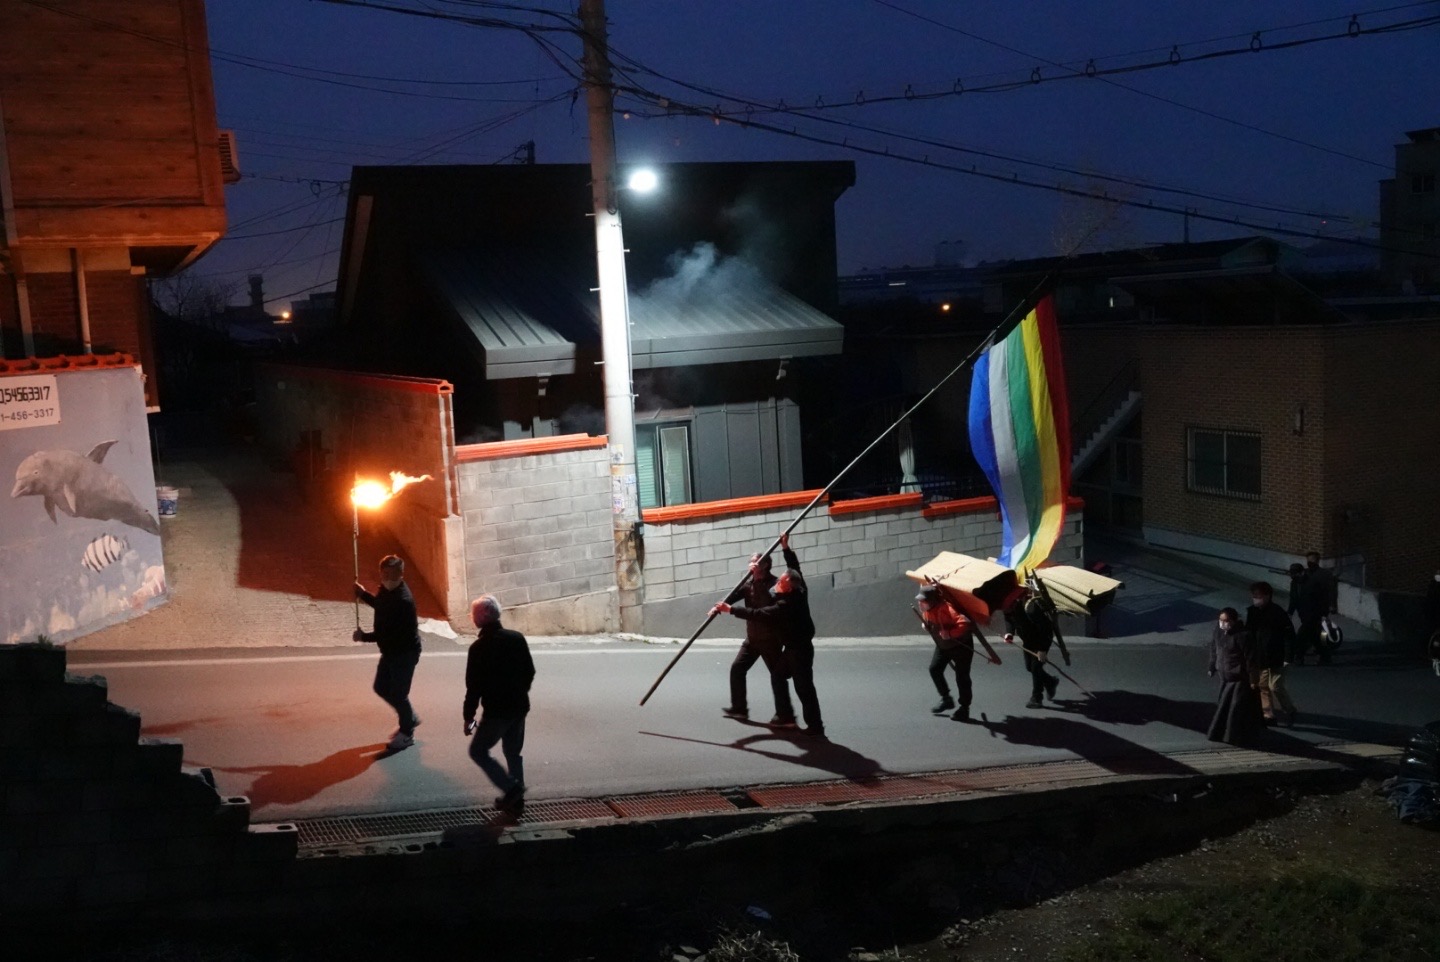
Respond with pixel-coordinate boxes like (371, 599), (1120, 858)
(917, 578), (1000, 722)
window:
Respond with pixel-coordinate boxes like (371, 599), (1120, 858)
(1412, 172), (1436, 194)
(636, 422), (693, 508)
(1187, 428), (1260, 499)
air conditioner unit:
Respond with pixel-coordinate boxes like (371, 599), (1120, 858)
(217, 130), (241, 184)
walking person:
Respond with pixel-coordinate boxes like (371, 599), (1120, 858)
(462, 594), (535, 814)
(916, 579), (1000, 722)
(1291, 551), (1336, 665)
(1002, 585), (1069, 709)
(1207, 607), (1263, 746)
(717, 544), (792, 726)
(1247, 581), (1298, 726)
(713, 535), (824, 737)
(353, 554), (422, 751)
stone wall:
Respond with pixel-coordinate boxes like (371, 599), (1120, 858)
(640, 492), (1085, 639)
(455, 435), (618, 634)
(0, 643), (297, 915)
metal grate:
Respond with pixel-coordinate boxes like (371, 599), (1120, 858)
(606, 790), (737, 819)
(747, 774), (961, 808)
(294, 807), (491, 848)
(504, 798), (615, 824)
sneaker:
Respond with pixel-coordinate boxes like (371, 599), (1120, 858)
(386, 731), (414, 751)
(1043, 675), (1059, 701)
(496, 784), (526, 812)
(1025, 698), (1043, 709)
(721, 706), (749, 719)
(767, 715), (799, 729)
(951, 705), (970, 722)
(931, 696), (956, 715)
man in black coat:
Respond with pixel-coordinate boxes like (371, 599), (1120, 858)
(714, 535), (824, 737)
(1002, 585), (1069, 709)
(353, 554), (423, 751)
(1247, 581), (1298, 725)
(463, 594), (536, 813)
(1290, 552), (1336, 666)
(719, 546), (792, 725)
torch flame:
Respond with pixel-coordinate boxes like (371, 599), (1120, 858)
(350, 471), (432, 509)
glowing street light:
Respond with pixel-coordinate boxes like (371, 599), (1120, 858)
(626, 168), (658, 193)
(348, 471), (431, 628)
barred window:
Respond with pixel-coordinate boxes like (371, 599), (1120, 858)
(1187, 428), (1260, 499)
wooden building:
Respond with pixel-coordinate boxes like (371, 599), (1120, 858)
(0, 0), (232, 407)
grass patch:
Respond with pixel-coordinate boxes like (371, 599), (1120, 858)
(1062, 874), (1440, 962)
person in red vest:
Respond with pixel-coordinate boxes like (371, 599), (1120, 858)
(916, 578), (1000, 722)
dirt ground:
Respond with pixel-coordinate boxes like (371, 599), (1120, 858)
(888, 777), (1440, 962)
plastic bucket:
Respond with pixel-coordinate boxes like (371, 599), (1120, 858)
(156, 485), (179, 518)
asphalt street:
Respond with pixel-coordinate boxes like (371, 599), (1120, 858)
(67, 636), (1435, 823)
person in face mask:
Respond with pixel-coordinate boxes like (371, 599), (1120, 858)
(1245, 582), (1298, 726)
(1207, 607), (1262, 746)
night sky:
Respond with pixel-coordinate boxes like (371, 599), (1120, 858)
(198, 0), (1439, 311)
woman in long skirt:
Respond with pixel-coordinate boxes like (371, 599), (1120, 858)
(1207, 607), (1264, 746)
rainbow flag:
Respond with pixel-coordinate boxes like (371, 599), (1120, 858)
(967, 294), (1071, 574)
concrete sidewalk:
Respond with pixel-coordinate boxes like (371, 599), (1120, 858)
(68, 449), (1384, 655)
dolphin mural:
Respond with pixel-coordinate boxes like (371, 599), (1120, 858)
(11, 440), (161, 536)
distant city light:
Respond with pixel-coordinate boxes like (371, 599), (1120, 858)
(941, 302), (952, 312)
(627, 169), (658, 193)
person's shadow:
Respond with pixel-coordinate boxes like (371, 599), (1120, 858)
(978, 712), (1201, 777)
(640, 723), (887, 783)
(1059, 688), (1215, 733)
(208, 743), (388, 809)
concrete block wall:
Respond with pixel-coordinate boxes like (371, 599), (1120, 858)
(0, 643), (297, 916)
(253, 364), (457, 614)
(642, 493), (1084, 606)
(455, 436), (618, 634)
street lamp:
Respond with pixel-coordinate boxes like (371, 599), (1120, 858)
(627, 168), (658, 194)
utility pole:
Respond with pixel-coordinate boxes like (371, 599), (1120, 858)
(580, 0), (643, 632)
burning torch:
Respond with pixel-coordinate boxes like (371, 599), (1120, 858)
(349, 471), (432, 629)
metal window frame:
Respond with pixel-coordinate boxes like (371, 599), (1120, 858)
(1186, 427), (1261, 500)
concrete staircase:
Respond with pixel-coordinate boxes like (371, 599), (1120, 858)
(1071, 389), (1141, 477)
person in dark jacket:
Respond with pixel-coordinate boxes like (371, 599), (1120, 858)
(719, 545), (792, 725)
(353, 555), (422, 751)
(1246, 581), (1298, 726)
(1207, 607), (1263, 746)
(1002, 585), (1069, 709)
(713, 535), (824, 737)
(1290, 552), (1336, 666)
(462, 594), (535, 814)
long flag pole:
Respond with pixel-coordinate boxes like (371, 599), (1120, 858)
(639, 273), (1058, 706)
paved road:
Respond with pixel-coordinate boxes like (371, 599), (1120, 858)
(68, 637), (1436, 823)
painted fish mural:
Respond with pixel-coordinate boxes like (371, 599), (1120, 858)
(11, 440), (160, 536)
(81, 533), (128, 572)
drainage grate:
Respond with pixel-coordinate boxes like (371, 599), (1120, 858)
(746, 774), (961, 808)
(294, 807), (491, 848)
(506, 798), (615, 824)
(606, 790), (737, 819)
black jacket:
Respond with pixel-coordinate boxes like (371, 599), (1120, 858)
(1209, 624), (1253, 683)
(1292, 567), (1334, 621)
(729, 546), (814, 649)
(463, 622), (535, 721)
(356, 581), (421, 657)
(1005, 597), (1055, 653)
(1245, 601), (1294, 670)
(726, 560), (781, 652)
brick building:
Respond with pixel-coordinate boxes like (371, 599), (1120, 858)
(0, 0), (232, 407)
(994, 239), (1440, 593)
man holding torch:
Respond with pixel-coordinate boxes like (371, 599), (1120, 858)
(354, 554), (423, 751)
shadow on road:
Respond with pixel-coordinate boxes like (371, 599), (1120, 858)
(208, 742), (388, 809)
(979, 713), (1201, 776)
(640, 726), (888, 782)
(1063, 688), (1215, 732)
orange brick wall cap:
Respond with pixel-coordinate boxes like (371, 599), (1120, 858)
(827, 492), (924, 516)
(262, 363), (453, 395)
(920, 494), (1084, 520)
(643, 489), (826, 524)
(456, 434), (609, 463)
(0, 353), (137, 377)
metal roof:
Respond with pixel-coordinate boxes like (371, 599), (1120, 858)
(420, 248), (843, 379)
